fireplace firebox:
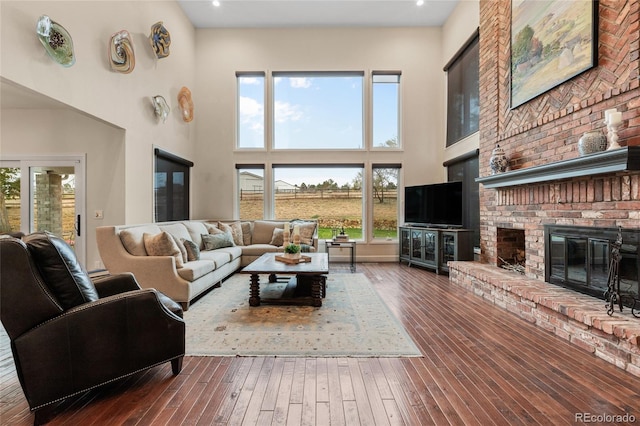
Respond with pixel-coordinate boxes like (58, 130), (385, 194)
(544, 225), (640, 309)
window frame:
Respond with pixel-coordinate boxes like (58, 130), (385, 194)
(371, 72), (402, 150)
(444, 30), (480, 147)
(236, 72), (266, 150)
(153, 148), (192, 222)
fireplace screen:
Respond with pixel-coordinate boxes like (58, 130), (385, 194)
(545, 225), (640, 308)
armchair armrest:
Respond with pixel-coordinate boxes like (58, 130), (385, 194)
(13, 288), (185, 409)
(92, 272), (141, 298)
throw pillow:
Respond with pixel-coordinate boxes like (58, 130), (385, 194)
(119, 229), (148, 256)
(143, 232), (184, 268)
(241, 221), (252, 245)
(291, 220), (317, 246)
(182, 238), (201, 261)
(202, 233), (235, 250)
(172, 234), (188, 263)
(218, 221), (243, 246)
(205, 222), (223, 234)
(269, 227), (288, 246)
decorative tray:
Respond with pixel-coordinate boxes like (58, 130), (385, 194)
(275, 255), (312, 264)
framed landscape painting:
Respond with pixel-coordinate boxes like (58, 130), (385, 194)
(511, 0), (598, 108)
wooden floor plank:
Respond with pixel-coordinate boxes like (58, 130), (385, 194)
(326, 358), (346, 426)
(1, 263), (639, 426)
(271, 360), (295, 425)
(300, 359), (317, 425)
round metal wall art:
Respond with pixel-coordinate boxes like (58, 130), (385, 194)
(149, 21), (171, 59)
(152, 95), (170, 123)
(36, 15), (75, 67)
(109, 30), (135, 73)
(178, 87), (194, 122)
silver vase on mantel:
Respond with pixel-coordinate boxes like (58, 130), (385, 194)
(578, 131), (607, 156)
(489, 144), (508, 175)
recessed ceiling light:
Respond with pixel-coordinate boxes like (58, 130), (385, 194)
(212, 0), (220, 6)
(416, 0), (425, 5)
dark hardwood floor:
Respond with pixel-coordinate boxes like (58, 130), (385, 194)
(2, 262), (639, 425)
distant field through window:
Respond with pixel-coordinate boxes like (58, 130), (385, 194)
(273, 166), (363, 239)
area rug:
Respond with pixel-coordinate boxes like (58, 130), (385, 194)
(183, 273), (422, 357)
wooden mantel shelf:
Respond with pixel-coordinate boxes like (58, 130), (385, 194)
(476, 146), (640, 189)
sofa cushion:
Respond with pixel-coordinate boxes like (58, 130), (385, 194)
(202, 233), (234, 250)
(24, 232), (99, 310)
(159, 222), (192, 242)
(291, 220), (317, 246)
(182, 221), (209, 249)
(119, 224), (162, 255)
(199, 250), (235, 269)
(143, 232), (184, 268)
(241, 244), (283, 257)
(182, 238), (200, 261)
(252, 221), (284, 244)
(176, 260), (215, 281)
(213, 245), (243, 262)
(218, 221), (244, 246)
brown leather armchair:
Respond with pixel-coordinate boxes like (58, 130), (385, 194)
(0, 232), (185, 424)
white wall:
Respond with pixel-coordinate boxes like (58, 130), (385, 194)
(1, 108), (125, 268)
(0, 0), (197, 223)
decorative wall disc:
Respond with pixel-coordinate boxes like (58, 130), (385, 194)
(36, 15), (75, 67)
(149, 21), (171, 59)
(178, 87), (194, 122)
(152, 95), (170, 123)
(109, 30), (135, 73)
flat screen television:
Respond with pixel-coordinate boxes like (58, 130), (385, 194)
(404, 181), (463, 227)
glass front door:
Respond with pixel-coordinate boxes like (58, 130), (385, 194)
(1, 158), (85, 264)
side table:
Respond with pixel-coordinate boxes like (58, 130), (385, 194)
(325, 239), (356, 272)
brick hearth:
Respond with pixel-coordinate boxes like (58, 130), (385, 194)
(449, 261), (640, 378)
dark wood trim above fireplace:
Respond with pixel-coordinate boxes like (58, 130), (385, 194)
(476, 146), (640, 189)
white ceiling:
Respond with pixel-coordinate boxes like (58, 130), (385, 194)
(177, 0), (460, 28)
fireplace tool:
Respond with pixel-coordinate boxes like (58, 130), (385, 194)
(604, 228), (623, 316)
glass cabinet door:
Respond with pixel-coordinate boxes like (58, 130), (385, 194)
(441, 232), (456, 264)
(411, 230), (423, 260)
(423, 231), (437, 263)
(400, 228), (411, 258)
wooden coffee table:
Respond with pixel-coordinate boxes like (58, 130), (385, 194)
(240, 253), (329, 307)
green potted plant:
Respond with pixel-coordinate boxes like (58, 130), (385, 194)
(283, 243), (301, 259)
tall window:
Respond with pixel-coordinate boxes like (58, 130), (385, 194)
(445, 31), (479, 146)
(371, 165), (400, 239)
(372, 73), (400, 148)
(237, 166), (264, 220)
(273, 166), (363, 239)
(273, 72), (364, 149)
(237, 73), (265, 148)
(154, 149), (192, 222)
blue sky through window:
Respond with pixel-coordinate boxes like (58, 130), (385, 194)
(238, 72), (399, 150)
(237, 72), (399, 185)
(273, 74), (363, 149)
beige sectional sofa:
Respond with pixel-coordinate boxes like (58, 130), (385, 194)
(96, 219), (317, 310)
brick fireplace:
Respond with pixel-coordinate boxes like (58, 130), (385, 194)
(448, 0), (640, 377)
